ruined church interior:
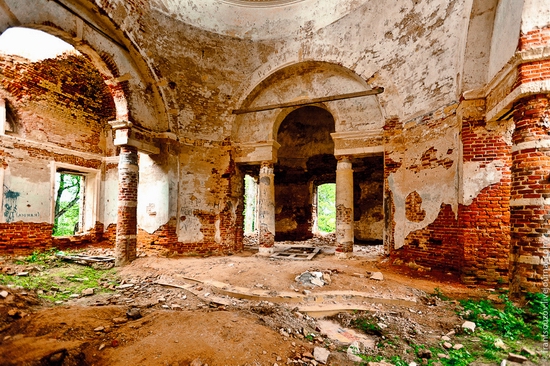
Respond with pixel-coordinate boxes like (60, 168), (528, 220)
(1, 0), (549, 295)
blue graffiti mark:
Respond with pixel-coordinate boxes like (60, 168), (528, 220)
(3, 184), (20, 223)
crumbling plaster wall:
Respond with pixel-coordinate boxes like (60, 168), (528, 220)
(1, 0), (494, 255)
(386, 104), (460, 251)
(92, 0), (475, 250)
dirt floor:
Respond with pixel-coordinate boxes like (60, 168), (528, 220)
(0, 242), (545, 366)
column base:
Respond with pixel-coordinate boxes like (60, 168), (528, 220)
(335, 251), (353, 259)
(258, 246), (275, 255)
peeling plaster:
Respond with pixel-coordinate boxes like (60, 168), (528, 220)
(461, 160), (504, 205)
(178, 215), (204, 243)
(1, 171), (50, 224)
(388, 127), (458, 250)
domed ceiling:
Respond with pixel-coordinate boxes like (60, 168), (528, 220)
(151, 0), (367, 40)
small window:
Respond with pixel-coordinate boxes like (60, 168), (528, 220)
(316, 183), (336, 233)
(243, 174), (258, 234)
(53, 171), (85, 236)
(52, 164), (99, 237)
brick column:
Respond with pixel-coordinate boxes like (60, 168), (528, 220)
(115, 145), (139, 266)
(335, 156), (354, 258)
(510, 94), (550, 294)
(258, 161), (275, 255)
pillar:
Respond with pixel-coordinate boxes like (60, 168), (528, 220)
(115, 145), (139, 266)
(510, 94), (550, 294)
(0, 99), (5, 135)
(258, 161), (275, 255)
(335, 156), (354, 258)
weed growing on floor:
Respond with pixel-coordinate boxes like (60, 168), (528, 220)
(352, 317), (384, 336)
(432, 287), (451, 301)
(459, 294), (547, 340)
(15, 248), (59, 266)
(0, 250), (118, 303)
(354, 293), (548, 366)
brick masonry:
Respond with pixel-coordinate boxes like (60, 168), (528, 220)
(510, 94), (550, 293)
(459, 104), (512, 284)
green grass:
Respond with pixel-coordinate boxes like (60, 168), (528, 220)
(15, 248), (59, 266)
(1, 250), (118, 303)
(459, 294), (548, 340)
(352, 317), (383, 336)
(354, 293), (549, 366)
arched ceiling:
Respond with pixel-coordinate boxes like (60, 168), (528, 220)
(151, 0), (368, 40)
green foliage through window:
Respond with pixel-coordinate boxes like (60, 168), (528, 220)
(317, 183), (335, 233)
(53, 172), (83, 236)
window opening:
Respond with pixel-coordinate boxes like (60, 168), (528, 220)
(243, 174), (258, 235)
(316, 183), (336, 233)
(53, 171), (85, 236)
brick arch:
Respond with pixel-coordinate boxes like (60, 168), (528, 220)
(231, 60), (385, 152)
(3, 25), (129, 122)
(0, 0), (170, 132)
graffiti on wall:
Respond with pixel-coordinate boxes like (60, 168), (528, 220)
(3, 185), (20, 223)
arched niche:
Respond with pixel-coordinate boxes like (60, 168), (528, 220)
(232, 61), (385, 163)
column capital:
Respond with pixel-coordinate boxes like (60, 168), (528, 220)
(108, 120), (133, 130)
(336, 155), (352, 163)
(108, 120), (160, 155)
(260, 160), (274, 171)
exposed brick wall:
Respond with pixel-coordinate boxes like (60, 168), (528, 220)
(514, 60), (550, 90)
(137, 219), (178, 256)
(0, 222), (53, 255)
(510, 94), (550, 293)
(398, 204), (461, 272)
(405, 191), (426, 222)
(52, 222), (112, 250)
(0, 221), (109, 256)
(518, 27), (550, 51)
(459, 103), (512, 285)
(514, 26), (550, 92)
(385, 109), (461, 273)
(0, 54), (115, 154)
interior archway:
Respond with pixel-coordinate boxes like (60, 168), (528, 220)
(274, 106), (336, 241)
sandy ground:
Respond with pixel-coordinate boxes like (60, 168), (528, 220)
(0, 244), (522, 366)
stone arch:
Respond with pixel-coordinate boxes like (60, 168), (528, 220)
(232, 60), (385, 163)
(0, 0), (169, 132)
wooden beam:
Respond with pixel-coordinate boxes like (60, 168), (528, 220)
(232, 87), (384, 115)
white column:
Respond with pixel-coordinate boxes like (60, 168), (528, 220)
(0, 99), (6, 135)
(257, 161), (275, 255)
(335, 156), (354, 258)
